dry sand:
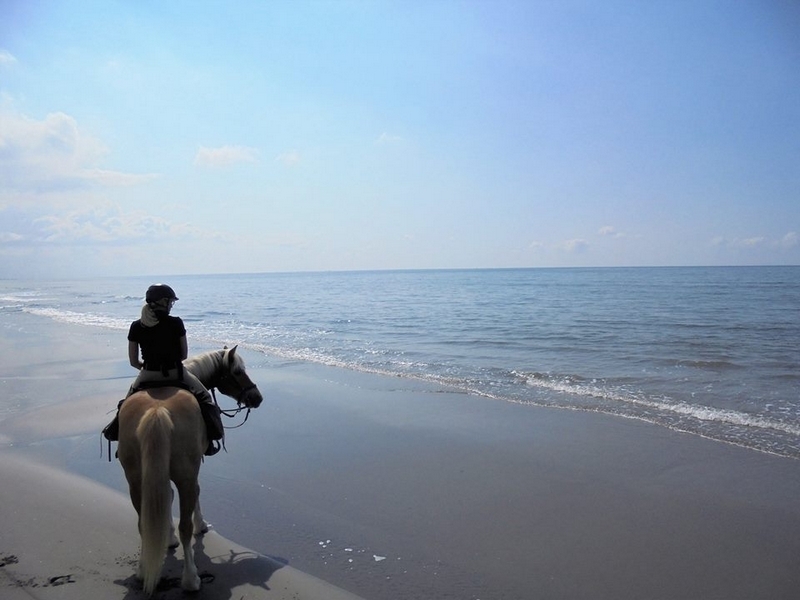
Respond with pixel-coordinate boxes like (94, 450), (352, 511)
(0, 453), (363, 599)
(2, 312), (800, 599)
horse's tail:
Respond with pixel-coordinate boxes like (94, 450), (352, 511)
(137, 405), (174, 596)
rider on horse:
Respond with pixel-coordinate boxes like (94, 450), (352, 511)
(103, 283), (224, 456)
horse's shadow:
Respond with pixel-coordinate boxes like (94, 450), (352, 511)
(116, 533), (288, 599)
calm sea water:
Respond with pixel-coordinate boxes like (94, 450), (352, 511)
(1, 267), (799, 458)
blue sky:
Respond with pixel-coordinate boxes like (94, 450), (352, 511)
(1, 1), (798, 278)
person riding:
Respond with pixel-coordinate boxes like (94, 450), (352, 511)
(103, 283), (224, 456)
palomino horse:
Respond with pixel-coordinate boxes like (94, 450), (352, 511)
(118, 345), (263, 595)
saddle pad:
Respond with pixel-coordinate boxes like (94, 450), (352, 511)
(135, 379), (194, 393)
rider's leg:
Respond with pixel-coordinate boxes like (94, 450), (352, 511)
(182, 371), (224, 455)
(102, 398), (125, 441)
(102, 371), (152, 441)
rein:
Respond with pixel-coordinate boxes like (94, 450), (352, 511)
(210, 387), (252, 429)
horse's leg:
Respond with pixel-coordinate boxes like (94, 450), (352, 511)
(175, 477), (201, 591)
(193, 496), (209, 535)
(123, 472), (146, 579)
(120, 444), (145, 577)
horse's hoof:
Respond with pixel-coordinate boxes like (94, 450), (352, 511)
(182, 575), (201, 592)
(194, 522), (209, 536)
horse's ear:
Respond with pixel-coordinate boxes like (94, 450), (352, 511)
(225, 345), (238, 368)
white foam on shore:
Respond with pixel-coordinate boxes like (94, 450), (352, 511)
(518, 371), (800, 438)
(25, 307), (130, 331)
(16, 301), (800, 460)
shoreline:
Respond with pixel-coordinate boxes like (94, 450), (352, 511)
(2, 312), (800, 599)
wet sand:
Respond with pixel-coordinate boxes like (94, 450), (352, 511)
(1, 312), (800, 599)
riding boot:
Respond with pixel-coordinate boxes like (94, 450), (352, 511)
(102, 399), (126, 441)
(197, 394), (224, 456)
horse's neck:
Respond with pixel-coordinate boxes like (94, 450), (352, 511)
(184, 351), (224, 387)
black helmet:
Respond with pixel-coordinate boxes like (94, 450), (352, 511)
(145, 284), (178, 304)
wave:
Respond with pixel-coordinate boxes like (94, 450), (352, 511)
(24, 307), (130, 331)
(16, 301), (800, 459)
(0, 295), (38, 304)
(512, 369), (800, 438)
(675, 359), (741, 371)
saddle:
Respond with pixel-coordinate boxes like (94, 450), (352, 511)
(134, 379), (194, 393)
(103, 381), (224, 457)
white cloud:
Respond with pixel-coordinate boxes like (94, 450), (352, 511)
(778, 231), (798, 249)
(0, 232), (23, 243)
(0, 106), (156, 196)
(275, 150), (300, 167)
(194, 145), (259, 168)
(0, 50), (17, 66)
(710, 233), (799, 251)
(0, 204), (208, 245)
(376, 132), (403, 145)
(710, 236), (725, 247)
(562, 238), (589, 253)
(598, 225), (638, 240)
(740, 236), (765, 247)
(598, 225), (616, 236)
(82, 168), (159, 187)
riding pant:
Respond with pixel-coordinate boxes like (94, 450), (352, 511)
(126, 366), (213, 406)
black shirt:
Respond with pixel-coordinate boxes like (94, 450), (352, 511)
(128, 315), (186, 369)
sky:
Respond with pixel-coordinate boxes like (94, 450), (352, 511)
(1, 0), (799, 278)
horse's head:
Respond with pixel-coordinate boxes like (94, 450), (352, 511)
(216, 345), (263, 408)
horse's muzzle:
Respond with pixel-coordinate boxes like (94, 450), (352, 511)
(241, 386), (263, 409)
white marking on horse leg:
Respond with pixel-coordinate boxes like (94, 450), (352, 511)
(193, 498), (208, 535)
(182, 544), (200, 591)
(180, 518), (200, 591)
(169, 521), (179, 548)
(177, 477), (201, 591)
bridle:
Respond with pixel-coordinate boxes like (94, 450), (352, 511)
(209, 387), (252, 429)
(210, 366), (259, 430)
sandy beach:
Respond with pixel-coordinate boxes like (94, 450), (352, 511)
(2, 312), (800, 599)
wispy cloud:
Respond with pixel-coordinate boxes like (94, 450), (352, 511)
(275, 150), (301, 167)
(562, 238), (589, 253)
(0, 49), (17, 66)
(376, 132), (403, 145)
(598, 225), (641, 240)
(82, 168), (158, 187)
(778, 232), (798, 249)
(0, 232), (23, 243)
(0, 203), (216, 246)
(711, 233), (797, 251)
(194, 145), (259, 168)
(0, 106), (157, 197)
(598, 225), (624, 238)
(742, 237), (766, 247)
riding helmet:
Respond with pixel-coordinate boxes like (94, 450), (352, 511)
(145, 283), (178, 304)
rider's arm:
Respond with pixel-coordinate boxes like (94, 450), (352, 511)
(179, 336), (188, 361)
(128, 341), (143, 369)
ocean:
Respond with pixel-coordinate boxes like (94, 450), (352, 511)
(1, 266), (799, 459)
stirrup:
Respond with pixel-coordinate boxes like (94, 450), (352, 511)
(102, 417), (119, 442)
(205, 441), (221, 456)
(102, 399), (125, 442)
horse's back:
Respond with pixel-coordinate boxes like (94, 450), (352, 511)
(118, 388), (205, 471)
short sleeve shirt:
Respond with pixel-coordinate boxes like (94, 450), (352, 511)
(128, 315), (186, 368)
